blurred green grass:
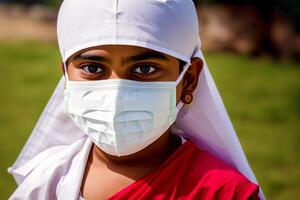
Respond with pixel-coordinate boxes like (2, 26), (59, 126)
(0, 41), (299, 199)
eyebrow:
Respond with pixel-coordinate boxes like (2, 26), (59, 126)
(73, 53), (112, 64)
(122, 51), (170, 65)
(72, 50), (169, 65)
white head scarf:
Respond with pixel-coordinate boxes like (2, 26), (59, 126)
(9, 0), (264, 199)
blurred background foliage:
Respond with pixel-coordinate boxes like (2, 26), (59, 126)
(7, 0), (300, 23)
(3, 0), (299, 59)
(195, 0), (300, 30)
(0, 0), (61, 7)
(3, 0), (300, 31)
(0, 0), (299, 199)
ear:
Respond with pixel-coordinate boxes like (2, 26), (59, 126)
(180, 57), (203, 101)
(60, 62), (65, 74)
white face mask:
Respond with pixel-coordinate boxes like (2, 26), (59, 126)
(63, 64), (189, 156)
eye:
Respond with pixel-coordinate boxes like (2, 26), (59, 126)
(133, 64), (157, 74)
(81, 64), (103, 74)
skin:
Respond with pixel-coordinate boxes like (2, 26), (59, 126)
(63, 45), (203, 200)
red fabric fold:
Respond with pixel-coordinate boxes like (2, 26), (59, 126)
(109, 140), (259, 200)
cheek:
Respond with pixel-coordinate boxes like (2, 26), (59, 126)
(67, 65), (83, 81)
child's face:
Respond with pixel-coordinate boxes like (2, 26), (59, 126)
(66, 45), (185, 104)
(63, 45), (202, 159)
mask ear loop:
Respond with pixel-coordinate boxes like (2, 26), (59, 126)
(175, 63), (190, 85)
(63, 62), (70, 82)
(175, 63), (190, 113)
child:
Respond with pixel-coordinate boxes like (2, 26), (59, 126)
(8, 0), (264, 199)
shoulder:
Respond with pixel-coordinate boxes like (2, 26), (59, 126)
(176, 140), (260, 199)
(9, 137), (92, 199)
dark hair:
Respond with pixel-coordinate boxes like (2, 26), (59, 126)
(179, 60), (187, 73)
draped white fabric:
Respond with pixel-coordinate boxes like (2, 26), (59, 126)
(8, 0), (264, 199)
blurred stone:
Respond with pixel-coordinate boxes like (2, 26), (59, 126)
(198, 5), (265, 54)
(270, 13), (300, 59)
(6, 4), (28, 17)
(0, 4), (56, 42)
(29, 5), (57, 22)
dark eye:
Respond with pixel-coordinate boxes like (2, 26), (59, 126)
(133, 65), (156, 74)
(81, 64), (103, 74)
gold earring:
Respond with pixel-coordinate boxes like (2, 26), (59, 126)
(182, 93), (193, 105)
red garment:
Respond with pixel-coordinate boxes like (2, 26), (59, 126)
(109, 140), (259, 200)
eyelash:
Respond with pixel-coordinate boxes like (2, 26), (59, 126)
(78, 63), (160, 79)
(132, 64), (159, 76)
(80, 63), (104, 75)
